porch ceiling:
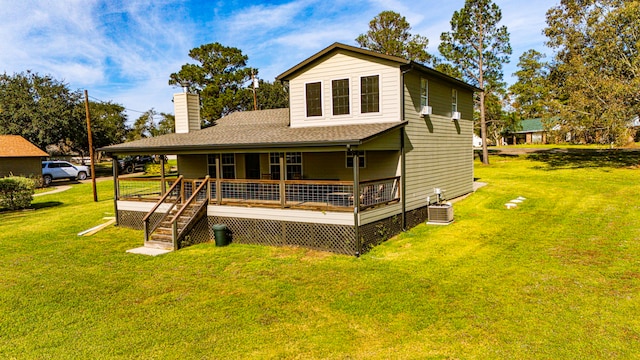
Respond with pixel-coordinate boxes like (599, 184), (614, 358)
(100, 108), (406, 155)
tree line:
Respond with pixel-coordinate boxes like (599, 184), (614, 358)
(1, 0), (637, 165)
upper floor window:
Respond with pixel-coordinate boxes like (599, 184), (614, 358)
(305, 82), (322, 117)
(332, 79), (350, 115)
(451, 89), (458, 113)
(420, 78), (429, 107)
(360, 75), (379, 113)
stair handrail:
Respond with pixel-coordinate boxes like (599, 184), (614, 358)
(171, 176), (210, 249)
(143, 176), (183, 243)
(142, 175), (183, 222)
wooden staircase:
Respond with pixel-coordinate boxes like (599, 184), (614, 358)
(145, 201), (204, 250)
(142, 176), (210, 251)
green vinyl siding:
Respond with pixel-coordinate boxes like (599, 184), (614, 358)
(402, 71), (474, 211)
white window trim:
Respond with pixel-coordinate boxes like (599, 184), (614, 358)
(330, 77), (351, 117)
(420, 78), (429, 108)
(345, 151), (366, 169)
(451, 88), (458, 114)
(304, 80), (324, 119)
(359, 74), (382, 115)
(221, 153), (236, 179)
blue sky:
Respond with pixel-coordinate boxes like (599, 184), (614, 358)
(0, 0), (558, 122)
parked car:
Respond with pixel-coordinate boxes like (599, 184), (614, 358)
(117, 155), (156, 174)
(41, 161), (90, 186)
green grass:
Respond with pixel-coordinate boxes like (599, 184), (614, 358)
(1, 151), (639, 358)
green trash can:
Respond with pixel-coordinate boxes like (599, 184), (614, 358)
(213, 224), (228, 247)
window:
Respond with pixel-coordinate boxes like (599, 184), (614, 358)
(269, 153), (280, 180)
(451, 89), (458, 113)
(305, 82), (322, 117)
(332, 79), (350, 115)
(207, 154), (216, 177)
(221, 153), (235, 179)
(360, 75), (379, 113)
(420, 78), (429, 107)
(270, 152), (302, 179)
(346, 151), (366, 168)
(286, 152), (302, 179)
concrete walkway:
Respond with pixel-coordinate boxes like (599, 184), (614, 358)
(34, 185), (71, 197)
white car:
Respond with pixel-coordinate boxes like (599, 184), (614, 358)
(41, 161), (90, 186)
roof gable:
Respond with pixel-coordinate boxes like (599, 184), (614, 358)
(276, 42), (481, 93)
(276, 42), (408, 81)
(0, 135), (49, 158)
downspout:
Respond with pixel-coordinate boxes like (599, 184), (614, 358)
(400, 67), (410, 231)
(352, 148), (361, 257)
(400, 127), (406, 231)
(112, 155), (119, 226)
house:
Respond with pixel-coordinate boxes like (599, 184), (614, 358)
(0, 135), (49, 178)
(505, 118), (548, 145)
(100, 42), (480, 255)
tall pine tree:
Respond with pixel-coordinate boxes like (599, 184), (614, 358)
(439, 0), (511, 164)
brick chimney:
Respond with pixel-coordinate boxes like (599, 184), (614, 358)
(173, 90), (201, 134)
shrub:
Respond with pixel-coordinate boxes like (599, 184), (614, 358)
(0, 176), (36, 210)
(144, 163), (172, 176)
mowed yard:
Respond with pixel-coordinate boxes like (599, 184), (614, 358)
(1, 150), (639, 359)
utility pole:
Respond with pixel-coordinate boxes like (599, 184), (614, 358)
(251, 71), (258, 111)
(84, 90), (98, 202)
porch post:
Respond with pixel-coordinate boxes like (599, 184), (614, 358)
(279, 153), (285, 208)
(215, 155), (221, 204)
(352, 149), (361, 256)
(400, 128), (406, 230)
(112, 155), (119, 226)
(160, 155), (166, 195)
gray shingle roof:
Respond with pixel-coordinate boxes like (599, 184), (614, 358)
(100, 108), (405, 154)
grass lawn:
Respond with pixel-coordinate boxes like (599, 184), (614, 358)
(1, 151), (639, 358)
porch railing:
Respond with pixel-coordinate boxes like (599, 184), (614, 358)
(119, 176), (400, 211)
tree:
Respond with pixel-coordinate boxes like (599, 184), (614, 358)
(439, 0), (512, 164)
(67, 101), (128, 163)
(0, 71), (84, 151)
(509, 50), (550, 120)
(155, 113), (175, 136)
(544, 0), (639, 145)
(127, 109), (157, 141)
(255, 80), (289, 110)
(169, 43), (254, 125)
(356, 11), (432, 63)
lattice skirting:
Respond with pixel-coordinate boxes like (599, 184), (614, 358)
(180, 216), (210, 248)
(117, 210), (165, 230)
(405, 205), (429, 229)
(207, 216), (357, 255)
(359, 214), (404, 253)
(117, 208), (430, 255)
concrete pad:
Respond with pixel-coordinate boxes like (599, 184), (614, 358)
(510, 199), (523, 203)
(505, 203), (517, 209)
(126, 247), (172, 256)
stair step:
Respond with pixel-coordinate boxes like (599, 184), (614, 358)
(145, 240), (174, 250)
(150, 233), (173, 242)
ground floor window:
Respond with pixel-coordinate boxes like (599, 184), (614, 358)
(207, 154), (236, 178)
(270, 152), (302, 180)
(221, 153), (235, 179)
(346, 151), (366, 168)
